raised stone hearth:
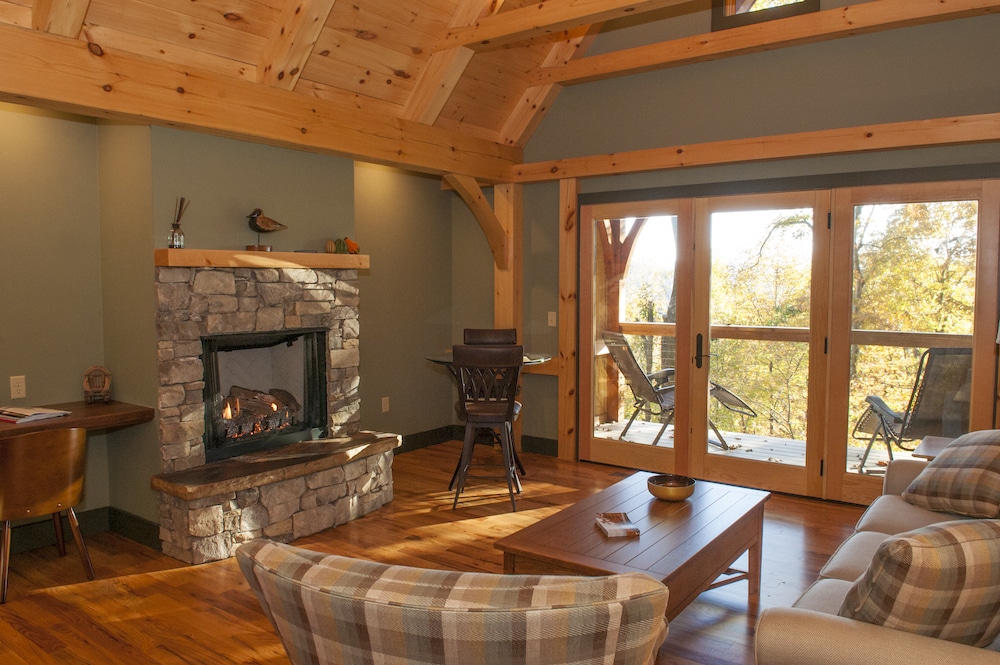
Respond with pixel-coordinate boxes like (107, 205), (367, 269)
(152, 251), (394, 563)
(152, 432), (398, 563)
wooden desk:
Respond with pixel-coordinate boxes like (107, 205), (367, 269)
(0, 401), (154, 440)
(495, 472), (769, 620)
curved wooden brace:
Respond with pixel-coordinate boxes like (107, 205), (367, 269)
(445, 173), (509, 270)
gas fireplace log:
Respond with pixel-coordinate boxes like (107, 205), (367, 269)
(269, 389), (301, 412)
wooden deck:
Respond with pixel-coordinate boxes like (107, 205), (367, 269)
(594, 420), (913, 473)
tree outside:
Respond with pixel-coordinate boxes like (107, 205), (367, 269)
(612, 200), (978, 462)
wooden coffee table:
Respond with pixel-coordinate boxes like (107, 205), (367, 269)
(495, 472), (770, 620)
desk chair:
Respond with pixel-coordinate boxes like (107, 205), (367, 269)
(0, 427), (95, 603)
(451, 344), (523, 511)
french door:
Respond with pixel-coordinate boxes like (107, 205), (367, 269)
(578, 180), (1000, 503)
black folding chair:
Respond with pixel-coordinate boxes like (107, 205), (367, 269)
(852, 347), (972, 474)
(602, 331), (756, 450)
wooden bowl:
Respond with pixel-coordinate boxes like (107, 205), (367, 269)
(647, 474), (695, 501)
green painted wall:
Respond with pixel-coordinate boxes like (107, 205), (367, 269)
(3, 7), (1000, 526)
(0, 104), (110, 512)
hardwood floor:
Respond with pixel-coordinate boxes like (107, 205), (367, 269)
(0, 441), (864, 664)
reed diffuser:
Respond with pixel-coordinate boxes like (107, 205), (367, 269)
(169, 196), (190, 249)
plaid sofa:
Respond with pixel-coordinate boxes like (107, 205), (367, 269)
(237, 539), (669, 665)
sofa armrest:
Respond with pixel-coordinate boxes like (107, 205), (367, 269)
(882, 458), (928, 495)
(755, 607), (999, 665)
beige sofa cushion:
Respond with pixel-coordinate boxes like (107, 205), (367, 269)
(818, 531), (890, 582)
(902, 430), (1000, 519)
(838, 519), (1000, 647)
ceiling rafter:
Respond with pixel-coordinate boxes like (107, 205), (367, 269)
(403, 0), (504, 124)
(533, 0), (1000, 86)
(435, 0), (697, 52)
(500, 26), (599, 148)
(32, 0), (90, 38)
(258, 0), (338, 90)
(0, 22), (519, 181)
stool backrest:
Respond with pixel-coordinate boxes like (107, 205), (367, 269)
(463, 328), (517, 345)
(452, 344), (523, 421)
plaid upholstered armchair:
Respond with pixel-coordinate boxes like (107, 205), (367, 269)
(237, 539), (669, 665)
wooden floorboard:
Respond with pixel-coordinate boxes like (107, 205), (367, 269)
(0, 441), (864, 664)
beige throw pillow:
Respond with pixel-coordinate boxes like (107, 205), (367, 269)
(902, 430), (1000, 518)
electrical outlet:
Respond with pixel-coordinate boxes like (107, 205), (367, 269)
(381, 396), (390, 413)
(9, 375), (26, 400)
(547, 311), (557, 327)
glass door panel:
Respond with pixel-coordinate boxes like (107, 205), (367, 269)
(693, 193), (826, 496)
(829, 180), (999, 505)
(846, 201), (977, 474)
(581, 202), (686, 473)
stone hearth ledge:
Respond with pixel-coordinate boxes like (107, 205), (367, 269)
(151, 431), (400, 563)
(152, 431), (399, 500)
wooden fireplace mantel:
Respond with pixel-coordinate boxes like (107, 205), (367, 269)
(154, 248), (370, 270)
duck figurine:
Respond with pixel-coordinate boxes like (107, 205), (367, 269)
(247, 208), (287, 234)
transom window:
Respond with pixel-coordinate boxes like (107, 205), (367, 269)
(712, 0), (820, 31)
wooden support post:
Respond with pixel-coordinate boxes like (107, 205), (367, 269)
(558, 178), (579, 460)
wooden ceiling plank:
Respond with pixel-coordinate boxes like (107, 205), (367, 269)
(0, 2), (31, 28)
(32, 0), (90, 37)
(511, 113), (1000, 183)
(402, 0), (501, 124)
(535, 0), (1000, 85)
(435, 0), (695, 51)
(85, 0), (268, 63)
(0, 22), (519, 180)
(83, 23), (258, 81)
(304, 26), (419, 105)
(444, 172), (509, 271)
(258, 0), (338, 89)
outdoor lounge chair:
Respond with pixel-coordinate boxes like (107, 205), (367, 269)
(602, 331), (757, 450)
(851, 347), (972, 474)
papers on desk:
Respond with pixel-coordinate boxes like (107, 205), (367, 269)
(0, 407), (71, 423)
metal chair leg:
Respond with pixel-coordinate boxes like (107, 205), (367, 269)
(452, 425), (478, 509)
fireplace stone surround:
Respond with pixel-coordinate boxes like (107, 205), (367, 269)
(151, 251), (396, 563)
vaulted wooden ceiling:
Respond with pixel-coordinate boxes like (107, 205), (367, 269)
(0, 0), (998, 182)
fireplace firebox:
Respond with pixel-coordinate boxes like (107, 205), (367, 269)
(201, 327), (328, 462)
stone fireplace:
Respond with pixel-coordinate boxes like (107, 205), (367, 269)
(151, 251), (397, 564)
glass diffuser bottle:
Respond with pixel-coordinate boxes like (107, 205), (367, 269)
(168, 221), (185, 248)
(169, 196), (190, 249)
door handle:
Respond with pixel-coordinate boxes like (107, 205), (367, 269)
(695, 333), (714, 368)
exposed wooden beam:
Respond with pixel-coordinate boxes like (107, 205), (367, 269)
(501, 28), (597, 148)
(258, 0), (337, 90)
(0, 22), (519, 181)
(510, 112), (1000, 183)
(404, 0), (503, 124)
(435, 0), (696, 52)
(444, 173), (510, 270)
(534, 0), (1000, 86)
(32, 0), (90, 38)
